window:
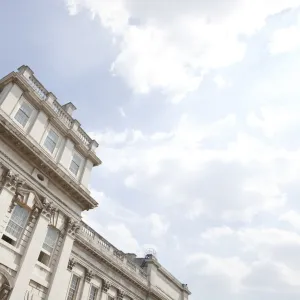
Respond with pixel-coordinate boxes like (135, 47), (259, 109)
(69, 152), (82, 176)
(14, 102), (33, 127)
(38, 226), (59, 266)
(89, 286), (98, 300)
(2, 205), (29, 245)
(67, 275), (80, 300)
(44, 129), (59, 154)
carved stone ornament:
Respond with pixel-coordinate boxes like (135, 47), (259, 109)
(2, 170), (24, 191)
(67, 258), (76, 271)
(85, 269), (94, 283)
(66, 218), (80, 237)
(102, 280), (111, 293)
(29, 205), (41, 224)
(117, 290), (125, 300)
(41, 199), (56, 220)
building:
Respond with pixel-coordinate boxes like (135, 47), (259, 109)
(0, 66), (191, 300)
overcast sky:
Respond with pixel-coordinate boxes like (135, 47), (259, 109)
(2, 0), (300, 299)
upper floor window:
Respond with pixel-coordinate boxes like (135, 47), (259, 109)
(2, 204), (29, 245)
(67, 274), (80, 300)
(89, 286), (98, 300)
(14, 102), (34, 127)
(69, 152), (83, 176)
(38, 226), (59, 266)
(44, 129), (59, 154)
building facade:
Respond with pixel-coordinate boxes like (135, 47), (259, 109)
(0, 66), (191, 300)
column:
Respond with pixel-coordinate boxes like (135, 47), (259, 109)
(0, 171), (23, 235)
(28, 110), (48, 143)
(100, 280), (111, 300)
(8, 203), (53, 300)
(81, 269), (94, 299)
(46, 219), (79, 300)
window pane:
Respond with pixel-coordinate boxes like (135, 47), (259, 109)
(69, 153), (82, 175)
(14, 103), (33, 127)
(67, 275), (80, 300)
(89, 286), (98, 300)
(42, 227), (59, 254)
(44, 130), (59, 153)
(6, 205), (29, 239)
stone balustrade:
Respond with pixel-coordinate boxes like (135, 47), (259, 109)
(18, 70), (96, 152)
(78, 222), (148, 284)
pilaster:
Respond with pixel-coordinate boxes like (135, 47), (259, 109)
(81, 269), (94, 299)
(46, 218), (79, 300)
(8, 201), (54, 300)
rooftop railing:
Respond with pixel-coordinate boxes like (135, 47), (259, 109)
(78, 222), (148, 284)
(17, 67), (96, 151)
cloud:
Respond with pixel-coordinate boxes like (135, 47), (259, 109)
(147, 213), (170, 238)
(65, 0), (300, 101)
(269, 24), (300, 55)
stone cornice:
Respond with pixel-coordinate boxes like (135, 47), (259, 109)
(0, 114), (97, 211)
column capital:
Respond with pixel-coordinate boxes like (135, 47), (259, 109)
(117, 290), (125, 300)
(65, 218), (80, 238)
(85, 269), (94, 283)
(67, 258), (76, 271)
(102, 280), (111, 293)
(40, 200), (57, 220)
(1, 170), (24, 192)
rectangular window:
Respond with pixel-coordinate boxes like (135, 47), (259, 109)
(69, 152), (82, 176)
(5, 205), (29, 240)
(38, 226), (59, 266)
(14, 102), (33, 127)
(67, 275), (80, 300)
(44, 129), (59, 154)
(89, 286), (98, 300)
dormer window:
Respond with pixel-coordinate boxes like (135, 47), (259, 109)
(44, 129), (59, 154)
(69, 152), (82, 176)
(14, 101), (34, 127)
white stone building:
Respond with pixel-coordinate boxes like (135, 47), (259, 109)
(0, 66), (191, 300)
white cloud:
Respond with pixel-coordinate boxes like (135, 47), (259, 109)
(147, 213), (170, 238)
(269, 24), (300, 55)
(280, 211), (300, 230)
(65, 0), (300, 101)
(213, 75), (231, 89)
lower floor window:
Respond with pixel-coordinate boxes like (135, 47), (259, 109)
(89, 285), (98, 300)
(67, 275), (80, 300)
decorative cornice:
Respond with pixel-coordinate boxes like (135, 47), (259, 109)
(85, 269), (94, 283)
(67, 258), (76, 271)
(102, 279), (111, 293)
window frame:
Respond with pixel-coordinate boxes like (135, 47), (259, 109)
(38, 226), (60, 266)
(67, 274), (81, 300)
(69, 151), (84, 178)
(41, 125), (62, 157)
(88, 285), (98, 300)
(11, 98), (36, 130)
(3, 204), (30, 245)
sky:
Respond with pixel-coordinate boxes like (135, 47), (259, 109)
(2, 0), (300, 299)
